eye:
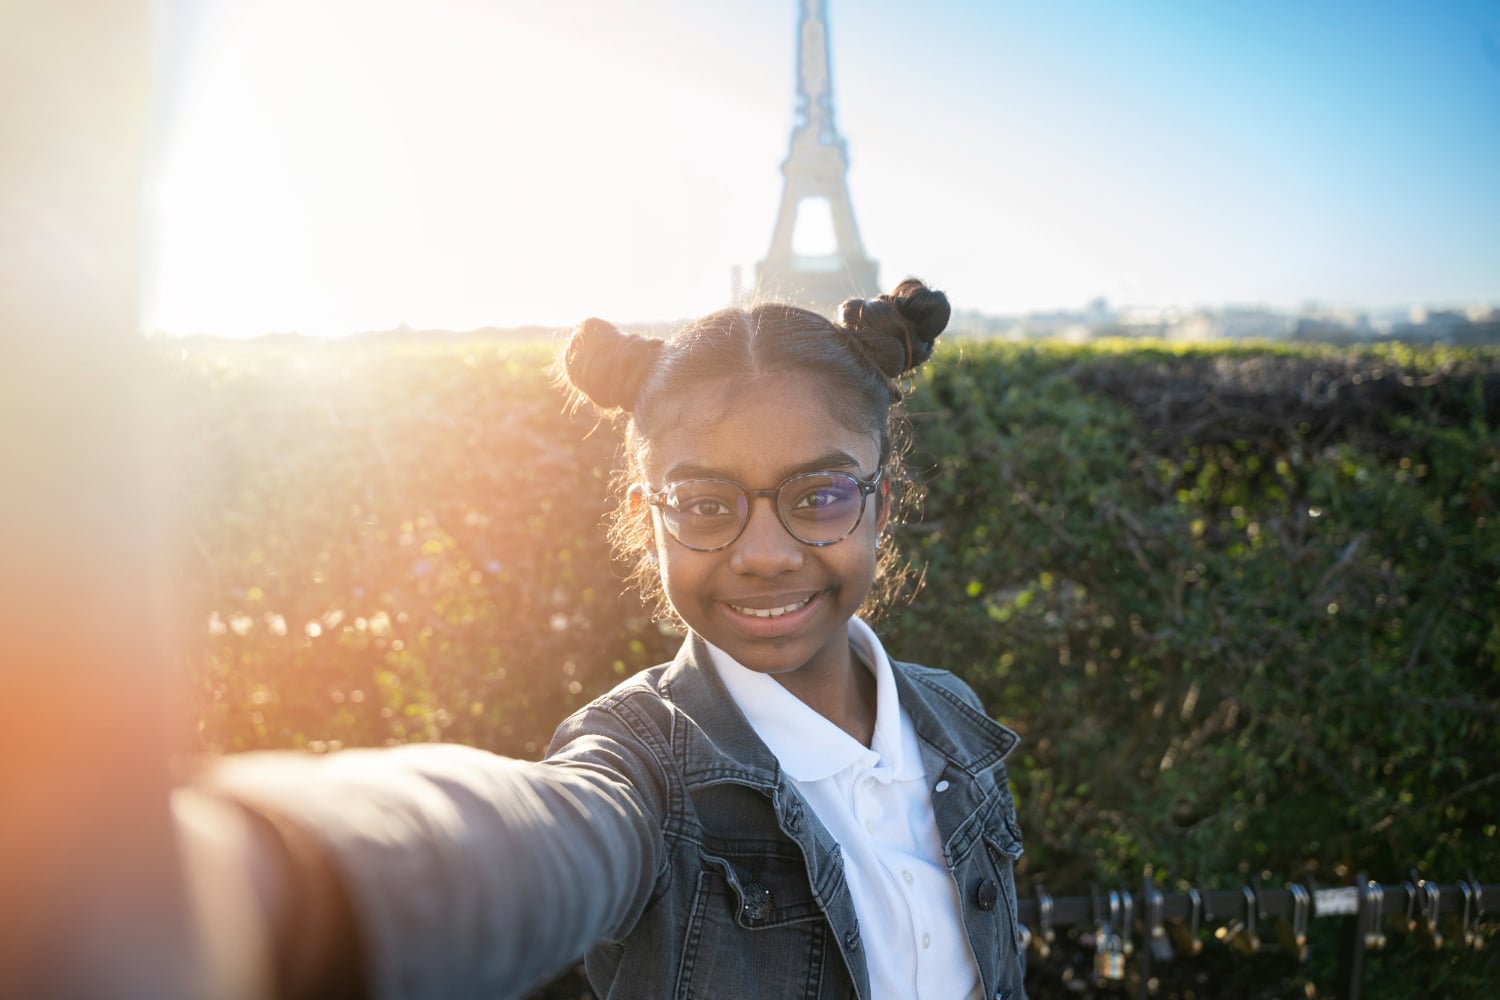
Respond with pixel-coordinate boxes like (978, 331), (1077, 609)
(788, 476), (859, 511)
(666, 482), (741, 520)
(795, 488), (839, 509)
(680, 496), (735, 518)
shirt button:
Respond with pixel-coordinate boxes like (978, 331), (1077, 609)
(922, 932), (931, 949)
(934, 779), (951, 793)
(902, 870), (914, 884)
(864, 819), (876, 834)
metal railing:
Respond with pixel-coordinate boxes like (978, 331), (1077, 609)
(1014, 874), (1491, 998)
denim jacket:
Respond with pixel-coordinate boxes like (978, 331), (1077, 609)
(204, 634), (1024, 999)
(545, 634), (1027, 1000)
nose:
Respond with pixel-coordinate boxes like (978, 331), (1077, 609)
(727, 495), (803, 576)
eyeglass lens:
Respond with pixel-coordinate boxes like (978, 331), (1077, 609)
(661, 472), (870, 550)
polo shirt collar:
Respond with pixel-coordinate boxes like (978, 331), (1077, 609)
(707, 617), (916, 782)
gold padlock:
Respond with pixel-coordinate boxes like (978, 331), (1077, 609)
(1412, 879), (1444, 952)
(1092, 890), (1128, 984)
(1168, 886), (1204, 956)
(1272, 883), (1310, 962)
(1215, 886), (1261, 956)
(1094, 929), (1126, 983)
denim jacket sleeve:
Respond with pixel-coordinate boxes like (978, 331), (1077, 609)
(201, 740), (664, 1000)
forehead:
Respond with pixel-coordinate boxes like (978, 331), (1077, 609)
(638, 373), (880, 483)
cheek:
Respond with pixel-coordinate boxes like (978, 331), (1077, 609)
(655, 550), (711, 622)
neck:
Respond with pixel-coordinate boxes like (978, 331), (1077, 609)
(772, 643), (878, 747)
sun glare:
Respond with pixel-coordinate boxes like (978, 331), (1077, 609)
(148, 1), (767, 337)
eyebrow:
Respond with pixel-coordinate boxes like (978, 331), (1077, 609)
(663, 450), (867, 484)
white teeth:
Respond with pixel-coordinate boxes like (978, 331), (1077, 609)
(730, 597), (811, 619)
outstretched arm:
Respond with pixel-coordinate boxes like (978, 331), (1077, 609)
(181, 743), (663, 1000)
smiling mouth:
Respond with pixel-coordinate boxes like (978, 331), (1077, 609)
(727, 596), (813, 619)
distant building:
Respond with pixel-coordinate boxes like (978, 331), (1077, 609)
(944, 299), (1498, 345)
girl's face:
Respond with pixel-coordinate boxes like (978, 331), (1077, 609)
(638, 372), (887, 686)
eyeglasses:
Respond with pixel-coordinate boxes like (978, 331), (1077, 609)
(641, 469), (885, 552)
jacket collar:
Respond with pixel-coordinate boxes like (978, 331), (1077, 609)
(658, 633), (784, 791)
(656, 632), (1016, 789)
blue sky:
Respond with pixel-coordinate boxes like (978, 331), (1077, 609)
(147, 0), (1500, 335)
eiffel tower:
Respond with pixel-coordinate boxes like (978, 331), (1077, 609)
(755, 0), (879, 314)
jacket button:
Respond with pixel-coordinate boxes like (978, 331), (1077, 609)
(740, 882), (773, 923)
(976, 878), (1000, 911)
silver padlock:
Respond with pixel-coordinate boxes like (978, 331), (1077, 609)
(1414, 878), (1444, 952)
(1362, 880), (1388, 951)
(1031, 884), (1055, 961)
(1144, 885), (1174, 963)
(1452, 879), (1480, 950)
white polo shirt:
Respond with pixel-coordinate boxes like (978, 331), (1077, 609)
(708, 618), (983, 1000)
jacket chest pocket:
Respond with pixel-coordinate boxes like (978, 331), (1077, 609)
(675, 782), (842, 999)
(675, 848), (837, 1000)
(699, 847), (825, 929)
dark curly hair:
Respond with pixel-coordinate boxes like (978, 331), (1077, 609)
(558, 278), (951, 622)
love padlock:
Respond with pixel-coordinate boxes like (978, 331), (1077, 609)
(1411, 877), (1444, 952)
(1168, 887), (1205, 957)
(1362, 880), (1388, 951)
(1450, 879), (1484, 951)
(1093, 929), (1126, 983)
(1117, 889), (1135, 957)
(1215, 885), (1261, 956)
(1093, 890), (1128, 985)
(1143, 884), (1173, 964)
(1273, 884), (1310, 961)
(1030, 885), (1055, 961)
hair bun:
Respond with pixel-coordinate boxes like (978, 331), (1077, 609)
(838, 278), (951, 378)
(563, 317), (664, 412)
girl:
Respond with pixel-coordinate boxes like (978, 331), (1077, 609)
(189, 279), (1026, 1000)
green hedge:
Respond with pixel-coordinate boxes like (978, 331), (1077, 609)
(158, 336), (1499, 997)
